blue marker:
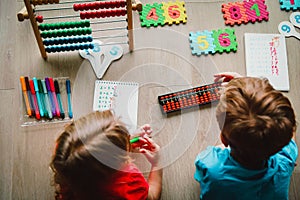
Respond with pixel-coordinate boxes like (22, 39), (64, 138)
(33, 77), (44, 117)
(66, 79), (73, 119)
(54, 80), (65, 119)
(41, 80), (53, 119)
(37, 79), (48, 118)
(45, 77), (56, 117)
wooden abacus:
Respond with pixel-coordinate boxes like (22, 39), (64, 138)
(158, 82), (222, 114)
(17, 0), (142, 59)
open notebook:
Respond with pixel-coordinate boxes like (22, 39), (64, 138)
(244, 33), (289, 91)
(93, 80), (139, 133)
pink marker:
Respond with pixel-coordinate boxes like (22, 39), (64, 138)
(29, 80), (41, 120)
(49, 78), (60, 117)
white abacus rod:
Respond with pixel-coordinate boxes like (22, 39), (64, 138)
(93, 27), (127, 32)
(90, 19), (126, 24)
(35, 6), (73, 12)
(42, 14), (79, 20)
(39, 15), (126, 23)
(92, 34), (127, 39)
(93, 41), (128, 46)
(59, 0), (93, 4)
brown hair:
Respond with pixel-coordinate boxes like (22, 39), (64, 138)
(216, 77), (296, 168)
(50, 110), (131, 200)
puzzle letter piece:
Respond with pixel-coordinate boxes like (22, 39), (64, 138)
(222, 2), (248, 26)
(212, 28), (238, 53)
(244, 0), (269, 23)
(162, 1), (187, 25)
(79, 40), (123, 79)
(279, 0), (300, 11)
(189, 30), (216, 56)
(140, 3), (165, 27)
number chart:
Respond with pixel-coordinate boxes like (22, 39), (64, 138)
(189, 28), (237, 56)
(222, 0), (269, 26)
(139, 0), (187, 27)
(279, 0), (300, 11)
(158, 82), (222, 114)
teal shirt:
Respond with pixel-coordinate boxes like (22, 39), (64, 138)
(194, 140), (298, 200)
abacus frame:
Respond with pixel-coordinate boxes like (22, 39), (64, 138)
(17, 0), (142, 59)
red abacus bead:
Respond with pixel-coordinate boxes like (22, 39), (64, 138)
(94, 2), (101, 9)
(73, 4), (79, 11)
(36, 15), (44, 23)
(88, 2), (96, 10)
(104, 1), (112, 9)
(85, 11), (91, 19)
(96, 11), (101, 18)
(99, 2), (105, 9)
(80, 12), (86, 19)
(106, 10), (112, 17)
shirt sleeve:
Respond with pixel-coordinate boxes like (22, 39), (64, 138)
(276, 139), (298, 171)
(194, 146), (215, 183)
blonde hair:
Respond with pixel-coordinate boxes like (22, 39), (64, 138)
(50, 110), (131, 200)
(216, 77), (296, 168)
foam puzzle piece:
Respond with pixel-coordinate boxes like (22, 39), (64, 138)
(222, 2), (248, 26)
(279, 0), (300, 11)
(79, 40), (123, 79)
(290, 11), (300, 28)
(140, 3), (165, 27)
(162, 1), (187, 25)
(278, 21), (300, 39)
(189, 30), (216, 56)
(244, 0), (269, 23)
(212, 28), (238, 53)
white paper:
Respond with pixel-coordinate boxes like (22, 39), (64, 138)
(244, 33), (289, 91)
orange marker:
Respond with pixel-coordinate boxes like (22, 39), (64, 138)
(20, 76), (33, 117)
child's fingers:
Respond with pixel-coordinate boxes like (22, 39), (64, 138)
(142, 136), (160, 152)
(131, 124), (153, 138)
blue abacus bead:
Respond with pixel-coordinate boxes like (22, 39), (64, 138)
(58, 46), (64, 52)
(70, 45), (76, 51)
(45, 46), (51, 53)
(87, 36), (93, 42)
(43, 40), (49, 45)
(89, 43), (94, 49)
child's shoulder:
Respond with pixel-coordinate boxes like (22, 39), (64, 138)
(195, 146), (231, 167)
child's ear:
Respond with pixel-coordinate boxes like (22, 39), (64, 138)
(220, 133), (229, 147)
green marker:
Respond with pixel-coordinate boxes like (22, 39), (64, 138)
(130, 137), (140, 144)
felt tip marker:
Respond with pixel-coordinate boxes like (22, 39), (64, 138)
(130, 137), (140, 144)
(41, 80), (53, 119)
(29, 80), (41, 120)
(54, 80), (65, 119)
(45, 77), (56, 117)
(24, 77), (35, 117)
(37, 79), (48, 118)
(33, 77), (44, 117)
(66, 79), (73, 119)
(49, 78), (60, 118)
(20, 76), (33, 117)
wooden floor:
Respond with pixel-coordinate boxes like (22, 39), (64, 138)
(1, 0), (300, 199)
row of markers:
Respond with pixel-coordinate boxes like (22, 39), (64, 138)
(20, 76), (73, 120)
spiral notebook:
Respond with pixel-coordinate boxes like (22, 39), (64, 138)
(244, 33), (289, 91)
(93, 80), (139, 133)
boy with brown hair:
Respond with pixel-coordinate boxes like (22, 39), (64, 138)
(194, 74), (297, 200)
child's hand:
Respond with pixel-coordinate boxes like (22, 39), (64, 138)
(214, 72), (242, 85)
(138, 136), (160, 167)
(131, 124), (153, 149)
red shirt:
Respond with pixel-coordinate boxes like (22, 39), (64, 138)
(100, 163), (149, 200)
